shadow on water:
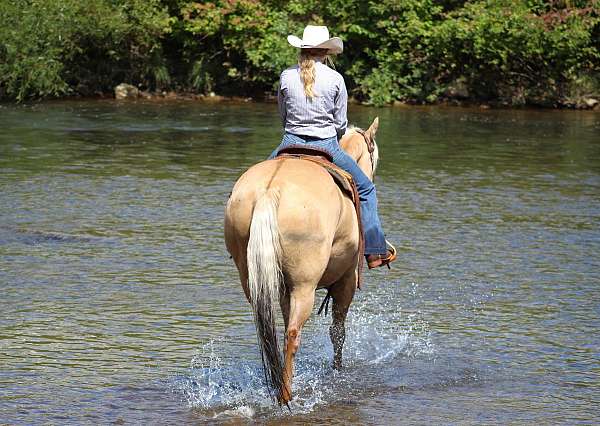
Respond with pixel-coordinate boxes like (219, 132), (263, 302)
(0, 226), (111, 245)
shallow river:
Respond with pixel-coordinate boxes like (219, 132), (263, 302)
(1, 100), (599, 424)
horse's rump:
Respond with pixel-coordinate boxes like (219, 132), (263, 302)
(226, 157), (360, 288)
(273, 153), (365, 286)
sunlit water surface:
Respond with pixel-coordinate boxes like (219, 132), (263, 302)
(1, 100), (599, 424)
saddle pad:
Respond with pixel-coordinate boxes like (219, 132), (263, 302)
(275, 153), (365, 288)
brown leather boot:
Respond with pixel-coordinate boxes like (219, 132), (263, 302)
(366, 248), (397, 269)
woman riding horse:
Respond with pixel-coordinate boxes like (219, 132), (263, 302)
(225, 25), (395, 405)
(270, 25), (396, 269)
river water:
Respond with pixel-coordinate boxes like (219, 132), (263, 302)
(1, 100), (599, 425)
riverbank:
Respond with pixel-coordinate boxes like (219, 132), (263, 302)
(73, 84), (600, 111)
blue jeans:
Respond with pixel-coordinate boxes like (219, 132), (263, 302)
(269, 133), (387, 254)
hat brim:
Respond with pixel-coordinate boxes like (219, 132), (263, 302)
(287, 35), (343, 55)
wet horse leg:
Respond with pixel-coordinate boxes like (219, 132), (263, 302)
(280, 286), (315, 404)
(329, 270), (357, 370)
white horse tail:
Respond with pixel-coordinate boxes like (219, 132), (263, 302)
(247, 188), (285, 399)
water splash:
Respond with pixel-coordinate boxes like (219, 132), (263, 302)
(171, 341), (271, 416)
(170, 285), (434, 420)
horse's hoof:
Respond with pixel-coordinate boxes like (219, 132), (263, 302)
(278, 386), (293, 406)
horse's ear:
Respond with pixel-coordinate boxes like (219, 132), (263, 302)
(367, 117), (379, 139)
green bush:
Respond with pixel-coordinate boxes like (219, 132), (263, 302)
(1, 0), (598, 106)
(0, 0), (171, 101)
(342, 0), (599, 105)
(179, 0), (297, 95)
(430, 0), (600, 105)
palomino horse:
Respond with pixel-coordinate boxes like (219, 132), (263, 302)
(224, 117), (380, 404)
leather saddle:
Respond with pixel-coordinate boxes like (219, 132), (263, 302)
(276, 146), (356, 200)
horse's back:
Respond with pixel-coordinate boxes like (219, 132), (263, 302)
(228, 158), (341, 224)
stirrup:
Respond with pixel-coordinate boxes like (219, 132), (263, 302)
(383, 240), (397, 269)
(367, 240), (397, 269)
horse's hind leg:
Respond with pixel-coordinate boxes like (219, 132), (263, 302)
(329, 269), (357, 370)
(280, 285), (316, 404)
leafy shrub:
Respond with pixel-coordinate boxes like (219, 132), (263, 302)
(0, 0), (171, 101)
(1, 0), (598, 106)
(430, 0), (600, 105)
(179, 0), (297, 95)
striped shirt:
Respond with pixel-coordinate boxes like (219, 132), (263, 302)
(277, 61), (348, 140)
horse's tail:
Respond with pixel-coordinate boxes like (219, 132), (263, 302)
(247, 188), (285, 399)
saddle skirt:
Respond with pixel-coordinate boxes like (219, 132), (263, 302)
(275, 147), (365, 288)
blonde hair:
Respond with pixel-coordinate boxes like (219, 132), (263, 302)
(299, 49), (328, 99)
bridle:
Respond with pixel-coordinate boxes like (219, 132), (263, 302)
(353, 128), (376, 175)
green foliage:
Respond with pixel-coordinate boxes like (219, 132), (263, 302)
(0, 0), (171, 101)
(1, 0), (598, 106)
(178, 0), (296, 94)
(337, 0), (600, 105)
(428, 0), (600, 104)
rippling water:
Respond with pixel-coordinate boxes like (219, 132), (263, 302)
(1, 100), (599, 424)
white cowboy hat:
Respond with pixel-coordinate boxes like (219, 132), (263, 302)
(287, 25), (343, 55)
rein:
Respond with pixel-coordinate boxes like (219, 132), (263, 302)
(353, 129), (375, 174)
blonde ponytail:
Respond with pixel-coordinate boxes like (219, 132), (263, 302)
(299, 54), (316, 98)
(299, 49), (328, 99)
